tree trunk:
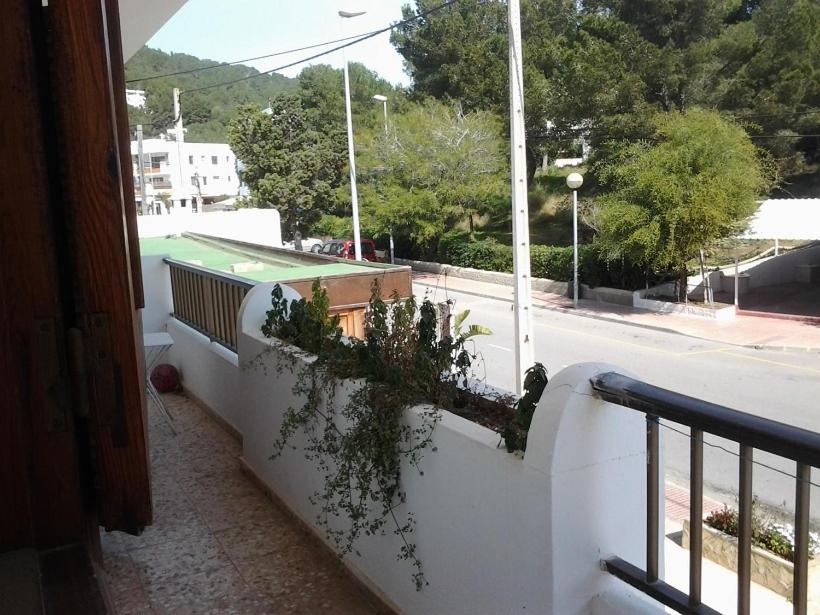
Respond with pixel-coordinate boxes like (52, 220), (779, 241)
(678, 266), (688, 302)
(468, 213), (474, 237)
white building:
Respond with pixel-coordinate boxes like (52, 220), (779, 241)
(131, 137), (242, 212)
(125, 88), (146, 108)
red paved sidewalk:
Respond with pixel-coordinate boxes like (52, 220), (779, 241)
(412, 272), (820, 352)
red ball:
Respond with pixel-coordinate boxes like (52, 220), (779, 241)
(150, 363), (181, 393)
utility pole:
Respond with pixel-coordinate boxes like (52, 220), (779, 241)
(507, 0), (534, 396)
(173, 87), (187, 211)
(136, 124), (147, 215)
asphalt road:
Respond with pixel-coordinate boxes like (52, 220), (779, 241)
(413, 282), (820, 521)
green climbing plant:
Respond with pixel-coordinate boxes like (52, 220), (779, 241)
(262, 280), (491, 589)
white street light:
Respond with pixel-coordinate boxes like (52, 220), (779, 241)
(372, 94), (388, 134)
(339, 9), (366, 260)
(372, 94), (394, 264)
(566, 172), (584, 307)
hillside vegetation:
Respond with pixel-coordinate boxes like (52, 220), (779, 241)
(125, 47), (296, 142)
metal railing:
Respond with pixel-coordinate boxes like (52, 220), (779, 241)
(165, 258), (253, 352)
(591, 371), (820, 615)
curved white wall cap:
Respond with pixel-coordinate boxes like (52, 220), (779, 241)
(524, 362), (644, 473)
(238, 282), (302, 338)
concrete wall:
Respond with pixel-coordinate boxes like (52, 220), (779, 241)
(396, 257), (568, 295)
(138, 209), (282, 248)
(165, 319), (241, 434)
(580, 284), (633, 306)
(740, 242), (820, 288)
(140, 255), (242, 432)
(140, 255), (174, 333)
(234, 283), (655, 615)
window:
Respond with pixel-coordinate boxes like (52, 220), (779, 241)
(188, 155), (194, 164)
(226, 155), (230, 163)
(211, 155), (218, 164)
(202, 177), (207, 186)
(227, 176), (232, 182)
(191, 176), (198, 186)
(212, 176), (220, 181)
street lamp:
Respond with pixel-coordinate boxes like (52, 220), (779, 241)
(372, 94), (388, 134)
(372, 94), (394, 264)
(566, 172), (584, 307)
(339, 9), (366, 260)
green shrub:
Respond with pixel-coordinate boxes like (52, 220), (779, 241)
(312, 214), (352, 239)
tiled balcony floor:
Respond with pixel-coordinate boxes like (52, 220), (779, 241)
(101, 392), (381, 614)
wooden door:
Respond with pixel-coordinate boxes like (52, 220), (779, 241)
(0, 0), (152, 551)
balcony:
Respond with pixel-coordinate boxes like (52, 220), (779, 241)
(137, 228), (815, 614)
(101, 390), (378, 613)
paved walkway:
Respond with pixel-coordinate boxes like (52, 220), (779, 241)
(412, 272), (820, 351)
(101, 392), (382, 614)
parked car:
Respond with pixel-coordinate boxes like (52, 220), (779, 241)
(320, 239), (378, 262)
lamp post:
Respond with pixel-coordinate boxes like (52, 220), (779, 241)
(339, 9), (366, 260)
(372, 94), (394, 263)
(566, 172), (584, 307)
(372, 94), (388, 134)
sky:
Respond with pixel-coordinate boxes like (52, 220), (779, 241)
(147, 0), (413, 86)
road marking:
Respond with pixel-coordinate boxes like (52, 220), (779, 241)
(678, 348), (733, 357)
(717, 350), (820, 376)
(488, 344), (512, 352)
(535, 321), (678, 356)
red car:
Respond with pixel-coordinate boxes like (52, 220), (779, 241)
(319, 239), (378, 262)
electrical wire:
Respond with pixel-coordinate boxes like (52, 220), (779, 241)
(125, 30), (385, 84)
(180, 0), (460, 96)
(659, 420), (820, 489)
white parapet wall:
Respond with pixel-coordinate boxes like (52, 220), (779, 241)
(232, 282), (661, 615)
(138, 208), (283, 248)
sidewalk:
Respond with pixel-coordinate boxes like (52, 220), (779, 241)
(411, 272), (820, 352)
(663, 483), (791, 614)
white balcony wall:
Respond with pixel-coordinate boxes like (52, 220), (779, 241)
(138, 209), (282, 248)
(230, 282), (660, 615)
(139, 262), (665, 613)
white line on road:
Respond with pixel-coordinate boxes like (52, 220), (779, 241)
(488, 343), (512, 352)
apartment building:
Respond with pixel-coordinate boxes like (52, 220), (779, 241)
(131, 137), (242, 212)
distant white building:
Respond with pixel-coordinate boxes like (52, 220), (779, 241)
(125, 89), (146, 108)
(130, 137), (243, 213)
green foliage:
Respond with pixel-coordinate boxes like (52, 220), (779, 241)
(227, 100), (346, 235)
(503, 363), (549, 452)
(705, 501), (819, 562)
(593, 109), (773, 297)
(357, 100), (508, 251)
(312, 214), (353, 239)
(124, 47), (295, 142)
(262, 281), (494, 589)
(393, 0), (819, 181)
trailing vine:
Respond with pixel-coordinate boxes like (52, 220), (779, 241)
(262, 280), (490, 589)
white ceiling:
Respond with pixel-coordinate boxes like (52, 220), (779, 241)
(119, 0), (188, 62)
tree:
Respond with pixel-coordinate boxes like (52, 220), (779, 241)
(359, 101), (507, 253)
(592, 109), (774, 300)
(226, 99), (346, 235)
(705, 0), (820, 176)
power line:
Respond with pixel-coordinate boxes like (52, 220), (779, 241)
(125, 31), (384, 85)
(660, 421), (820, 489)
(181, 0), (461, 96)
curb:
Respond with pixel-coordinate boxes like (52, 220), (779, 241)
(411, 279), (820, 354)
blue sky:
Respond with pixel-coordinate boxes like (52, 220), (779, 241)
(147, 0), (412, 85)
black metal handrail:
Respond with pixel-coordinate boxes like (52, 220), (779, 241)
(591, 371), (815, 615)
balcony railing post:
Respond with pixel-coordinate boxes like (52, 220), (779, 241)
(647, 414), (660, 584)
(689, 428), (703, 606)
(794, 462), (811, 615)
(738, 445), (753, 615)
